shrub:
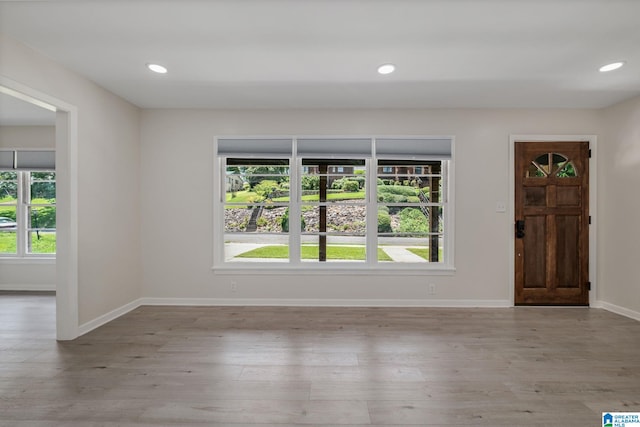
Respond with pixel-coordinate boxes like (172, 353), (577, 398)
(377, 208), (392, 233)
(301, 175), (319, 190)
(398, 208), (428, 233)
(253, 180), (279, 199)
(378, 193), (408, 204)
(342, 180), (360, 192)
(0, 207), (16, 221)
(377, 185), (418, 197)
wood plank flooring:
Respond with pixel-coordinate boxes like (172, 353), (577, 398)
(1, 292), (639, 426)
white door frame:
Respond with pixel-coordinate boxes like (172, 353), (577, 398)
(508, 135), (597, 307)
(0, 76), (79, 340)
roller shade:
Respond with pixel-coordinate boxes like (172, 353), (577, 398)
(376, 138), (452, 160)
(15, 150), (56, 170)
(217, 138), (292, 157)
(0, 151), (14, 170)
(0, 150), (55, 171)
(297, 138), (372, 158)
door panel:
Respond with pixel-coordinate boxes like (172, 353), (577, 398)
(515, 141), (589, 305)
(523, 215), (546, 288)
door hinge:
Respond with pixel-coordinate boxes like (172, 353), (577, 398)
(589, 216), (592, 224)
(587, 282), (591, 291)
(588, 149), (592, 158)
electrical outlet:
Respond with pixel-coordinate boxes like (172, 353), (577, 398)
(230, 281), (237, 293)
(428, 283), (436, 295)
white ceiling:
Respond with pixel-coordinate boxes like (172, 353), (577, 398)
(0, 0), (639, 114)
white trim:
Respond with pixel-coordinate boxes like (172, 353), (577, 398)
(508, 135), (597, 307)
(0, 75), (80, 341)
(213, 135), (455, 271)
(0, 257), (55, 265)
(77, 298), (143, 337)
(141, 297), (510, 308)
(0, 283), (55, 291)
(212, 266), (456, 276)
(595, 301), (640, 322)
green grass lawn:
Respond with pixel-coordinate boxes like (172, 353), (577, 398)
(0, 232), (56, 254)
(236, 244), (392, 261)
(406, 247), (444, 261)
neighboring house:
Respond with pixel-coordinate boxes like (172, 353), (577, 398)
(302, 165), (356, 187)
(225, 174), (244, 192)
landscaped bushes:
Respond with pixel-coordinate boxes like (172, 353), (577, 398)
(398, 208), (428, 233)
(341, 180), (360, 192)
(331, 177), (365, 190)
(377, 185), (418, 197)
(377, 206), (392, 233)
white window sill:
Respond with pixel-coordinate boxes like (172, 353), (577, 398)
(212, 264), (455, 276)
(0, 257), (56, 265)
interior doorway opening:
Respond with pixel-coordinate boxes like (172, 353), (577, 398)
(0, 79), (78, 340)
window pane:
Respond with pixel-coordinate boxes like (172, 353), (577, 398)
(30, 172), (56, 202)
(377, 161), (442, 202)
(29, 206), (56, 229)
(557, 161), (577, 178)
(28, 231), (56, 254)
(225, 163), (289, 203)
(0, 171), (18, 202)
(300, 162), (366, 204)
(301, 205), (366, 234)
(224, 204), (289, 262)
(377, 205), (444, 263)
(300, 235), (367, 263)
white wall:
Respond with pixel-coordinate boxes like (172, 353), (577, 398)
(0, 125), (55, 149)
(0, 35), (142, 325)
(599, 95), (640, 317)
(140, 108), (601, 304)
(0, 125), (56, 290)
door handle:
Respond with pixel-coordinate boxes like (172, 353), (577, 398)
(515, 220), (525, 239)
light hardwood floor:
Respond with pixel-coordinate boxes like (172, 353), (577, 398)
(1, 292), (639, 426)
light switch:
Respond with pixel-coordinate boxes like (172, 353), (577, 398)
(496, 201), (506, 213)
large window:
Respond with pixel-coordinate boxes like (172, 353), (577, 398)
(0, 151), (56, 257)
(214, 137), (453, 270)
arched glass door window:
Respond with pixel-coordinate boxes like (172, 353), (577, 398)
(526, 153), (578, 178)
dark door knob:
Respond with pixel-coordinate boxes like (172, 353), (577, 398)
(515, 220), (525, 238)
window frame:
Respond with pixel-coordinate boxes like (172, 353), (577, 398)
(213, 136), (455, 274)
(0, 170), (56, 259)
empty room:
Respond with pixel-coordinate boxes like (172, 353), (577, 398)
(0, 1), (639, 426)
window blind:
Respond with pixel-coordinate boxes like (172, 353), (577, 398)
(0, 150), (55, 171)
(217, 138), (292, 157)
(375, 138), (452, 160)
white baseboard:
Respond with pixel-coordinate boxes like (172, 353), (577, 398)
(77, 298), (143, 336)
(0, 283), (55, 291)
(595, 300), (640, 322)
(140, 297), (512, 308)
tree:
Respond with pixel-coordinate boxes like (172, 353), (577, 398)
(242, 166), (289, 188)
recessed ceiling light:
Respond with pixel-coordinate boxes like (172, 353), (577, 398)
(377, 63), (396, 75)
(147, 63), (168, 74)
(599, 61), (625, 72)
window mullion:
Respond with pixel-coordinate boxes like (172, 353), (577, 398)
(366, 157), (377, 265)
(17, 171), (27, 256)
(289, 152), (301, 264)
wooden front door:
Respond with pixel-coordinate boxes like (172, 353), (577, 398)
(514, 141), (589, 305)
